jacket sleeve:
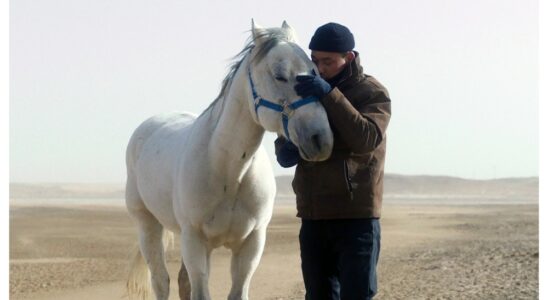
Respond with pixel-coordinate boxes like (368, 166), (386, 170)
(320, 85), (391, 154)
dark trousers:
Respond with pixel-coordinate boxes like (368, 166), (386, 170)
(299, 218), (381, 300)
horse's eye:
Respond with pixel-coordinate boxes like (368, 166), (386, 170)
(275, 76), (288, 83)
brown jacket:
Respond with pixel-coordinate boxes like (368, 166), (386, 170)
(279, 53), (391, 219)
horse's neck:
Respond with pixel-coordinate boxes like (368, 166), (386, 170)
(206, 59), (264, 185)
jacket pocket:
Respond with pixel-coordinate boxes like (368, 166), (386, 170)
(311, 159), (352, 199)
(343, 160), (354, 200)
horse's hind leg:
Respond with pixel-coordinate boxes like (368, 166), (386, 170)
(132, 208), (171, 300)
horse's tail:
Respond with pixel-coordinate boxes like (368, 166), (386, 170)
(126, 230), (175, 300)
(126, 243), (152, 300)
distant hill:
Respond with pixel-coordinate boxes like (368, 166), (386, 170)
(9, 183), (125, 199)
(276, 174), (538, 202)
(10, 174), (538, 203)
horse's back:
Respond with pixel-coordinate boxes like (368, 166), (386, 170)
(126, 112), (196, 167)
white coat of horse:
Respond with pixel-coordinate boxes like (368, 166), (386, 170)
(125, 21), (333, 300)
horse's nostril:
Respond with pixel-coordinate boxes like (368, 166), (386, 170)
(311, 134), (322, 151)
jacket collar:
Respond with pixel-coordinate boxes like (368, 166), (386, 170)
(329, 51), (364, 90)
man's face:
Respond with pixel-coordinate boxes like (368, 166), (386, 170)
(311, 50), (350, 80)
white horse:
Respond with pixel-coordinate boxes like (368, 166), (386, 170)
(125, 21), (333, 300)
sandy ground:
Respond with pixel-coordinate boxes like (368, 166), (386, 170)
(10, 202), (538, 299)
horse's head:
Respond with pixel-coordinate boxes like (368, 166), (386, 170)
(247, 21), (333, 162)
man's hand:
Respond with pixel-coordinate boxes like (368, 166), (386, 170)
(274, 138), (300, 168)
(294, 73), (332, 99)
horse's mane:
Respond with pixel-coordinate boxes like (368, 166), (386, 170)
(199, 27), (294, 117)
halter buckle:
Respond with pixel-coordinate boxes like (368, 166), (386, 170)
(281, 101), (294, 117)
(254, 96), (262, 106)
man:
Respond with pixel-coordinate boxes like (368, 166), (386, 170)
(275, 22), (391, 299)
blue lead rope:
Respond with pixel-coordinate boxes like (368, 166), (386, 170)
(248, 68), (318, 143)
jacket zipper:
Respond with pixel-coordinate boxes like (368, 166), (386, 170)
(343, 160), (354, 200)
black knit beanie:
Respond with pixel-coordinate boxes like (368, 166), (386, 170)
(309, 22), (355, 52)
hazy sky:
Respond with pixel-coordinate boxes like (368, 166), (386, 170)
(9, 0), (538, 183)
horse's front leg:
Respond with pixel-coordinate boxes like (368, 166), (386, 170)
(180, 225), (212, 300)
(228, 226), (267, 300)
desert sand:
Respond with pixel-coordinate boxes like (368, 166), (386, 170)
(10, 198), (538, 300)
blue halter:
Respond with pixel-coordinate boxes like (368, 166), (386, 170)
(248, 68), (318, 143)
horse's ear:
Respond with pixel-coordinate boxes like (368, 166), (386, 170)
(281, 21), (290, 30)
(281, 20), (298, 42)
(251, 19), (268, 45)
